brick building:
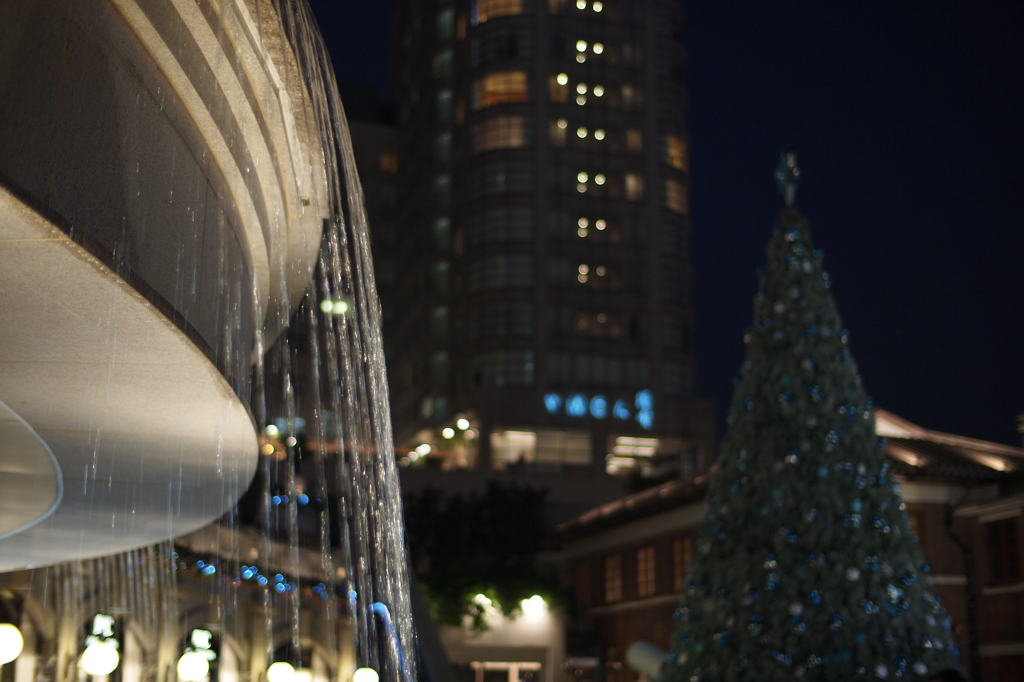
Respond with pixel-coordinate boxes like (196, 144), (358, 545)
(555, 409), (1024, 682)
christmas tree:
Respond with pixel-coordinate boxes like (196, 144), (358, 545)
(662, 155), (962, 681)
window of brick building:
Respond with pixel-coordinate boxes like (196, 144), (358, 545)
(987, 517), (1020, 582)
(604, 554), (622, 603)
(673, 535), (693, 592)
(637, 546), (656, 598)
(575, 563), (591, 607)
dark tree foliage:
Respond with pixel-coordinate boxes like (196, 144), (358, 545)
(404, 481), (561, 630)
(662, 208), (962, 681)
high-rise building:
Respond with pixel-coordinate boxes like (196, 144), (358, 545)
(385, 0), (712, 509)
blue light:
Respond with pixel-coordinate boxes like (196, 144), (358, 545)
(241, 569), (254, 580)
(280, 495), (289, 503)
(202, 565), (216, 575)
(566, 394), (587, 416)
(635, 390), (653, 412)
(637, 410), (654, 430)
(298, 494), (309, 505)
(589, 395), (608, 419)
(196, 560), (205, 568)
(275, 583), (286, 593)
(274, 574), (284, 583)
(257, 575), (268, 586)
(271, 496), (281, 505)
(543, 393), (563, 414)
(613, 399), (630, 420)
(347, 589), (358, 605)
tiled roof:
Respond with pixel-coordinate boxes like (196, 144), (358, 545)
(555, 409), (1024, 539)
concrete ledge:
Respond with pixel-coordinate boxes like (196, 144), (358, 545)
(0, 187), (257, 569)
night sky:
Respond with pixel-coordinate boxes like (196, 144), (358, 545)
(309, 0), (1023, 446)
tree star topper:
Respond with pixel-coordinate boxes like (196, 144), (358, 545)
(775, 151), (801, 207)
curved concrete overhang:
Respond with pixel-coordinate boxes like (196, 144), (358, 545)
(0, 188), (258, 569)
(0, 0), (330, 567)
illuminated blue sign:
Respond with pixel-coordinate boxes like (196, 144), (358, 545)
(566, 394), (587, 416)
(541, 391), (654, 429)
(635, 390), (654, 429)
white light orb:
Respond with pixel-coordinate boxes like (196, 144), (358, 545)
(456, 418), (470, 430)
(441, 428), (455, 439)
(177, 652), (210, 682)
(267, 662), (295, 682)
(81, 640), (120, 676)
(353, 669), (379, 682)
(0, 624), (24, 665)
(319, 300), (333, 314)
(294, 669), (313, 682)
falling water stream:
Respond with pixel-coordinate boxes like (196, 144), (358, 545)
(0, 0), (414, 680)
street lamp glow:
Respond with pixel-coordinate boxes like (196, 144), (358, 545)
(81, 640), (120, 676)
(456, 418), (470, 430)
(556, 73), (568, 85)
(353, 669), (379, 682)
(267, 662), (296, 682)
(442, 427), (455, 439)
(177, 652), (210, 682)
(0, 624), (24, 665)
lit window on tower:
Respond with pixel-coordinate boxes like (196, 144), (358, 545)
(473, 116), (527, 152)
(549, 74), (570, 102)
(625, 173), (644, 201)
(473, 0), (523, 24)
(666, 134), (688, 171)
(550, 118), (568, 146)
(474, 71), (528, 109)
(665, 178), (688, 214)
(626, 129), (643, 153)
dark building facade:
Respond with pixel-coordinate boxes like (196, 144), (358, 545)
(385, 0), (713, 501)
